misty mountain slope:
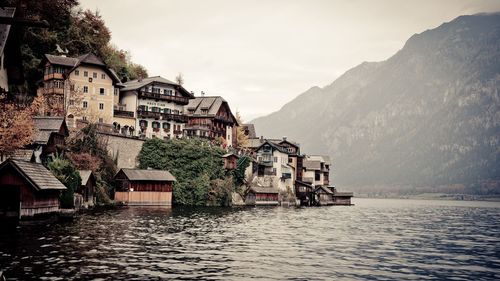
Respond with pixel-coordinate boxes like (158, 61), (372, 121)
(252, 13), (500, 188)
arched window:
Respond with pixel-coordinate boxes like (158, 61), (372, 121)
(139, 120), (148, 128)
(162, 122), (170, 131)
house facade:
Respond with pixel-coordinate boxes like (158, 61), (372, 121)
(37, 53), (122, 126)
(302, 155), (330, 187)
(184, 96), (239, 147)
(114, 168), (176, 206)
(254, 140), (295, 193)
(113, 76), (194, 139)
(0, 159), (66, 219)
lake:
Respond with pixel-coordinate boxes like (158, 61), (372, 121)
(0, 198), (499, 280)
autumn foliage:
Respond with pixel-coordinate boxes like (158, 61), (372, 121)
(0, 95), (44, 159)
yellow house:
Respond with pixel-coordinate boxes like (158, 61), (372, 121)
(37, 53), (122, 127)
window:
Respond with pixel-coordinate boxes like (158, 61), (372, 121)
(82, 116), (87, 121)
(101, 73), (106, 79)
(98, 118), (103, 123)
(164, 89), (173, 95)
(139, 120), (148, 128)
(114, 88), (119, 96)
(75, 70), (80, 76)
(83, 101), (88, 108)
(162, 122), (170, 130)
(84, 71), (88, 77)
(274, 156), (278, 163)
(83, 86), (88, 93)
(99, 88), (105, 95)
(288, 157), (293, 163)
(69, 100), (74, 106)
(93, 72), (97, 78)
(315, 172), (321, 181)
(201, 109), (208, 115)
(99, 103), (104, 110)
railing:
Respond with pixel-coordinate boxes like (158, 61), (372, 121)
(214, 116), (233, 124)
(139, 90), (190, 105)
(136, 109), (189, 123)
(173, 130), (183, 135)
(114, 109), (134, 118)
(43, 73), (64, 81)
(38, 88), (64, 95)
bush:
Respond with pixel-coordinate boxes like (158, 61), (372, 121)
(47, 154), (81, 208)
(138, 138), (232, 206)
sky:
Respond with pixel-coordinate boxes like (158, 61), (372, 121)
(79, 0), (500, 121)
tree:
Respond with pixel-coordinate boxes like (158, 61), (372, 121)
(175, 72), (184, 86)
(138, 138), (231, 206)
(0, 94), (43, 161)
(235, 111), (249, 147)
(47, 153), (81, 208)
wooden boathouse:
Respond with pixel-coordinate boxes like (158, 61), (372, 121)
(0, 159), (66, 219)
(114, 168), (176, 206)
(245, 186), (279, 206)
(329, 186), (354, 205)
(314, 185), (334, 206)
(75, 170), (96, 209)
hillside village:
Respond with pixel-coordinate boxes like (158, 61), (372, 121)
(0, 5), (352, 220)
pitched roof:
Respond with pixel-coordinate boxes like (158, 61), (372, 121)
(43, 53), (121, 83)
(186, 96), (225, 116)
(117, 168), (176, 182)
(303, 159), (321, 170)
(12, 149), (34, 161)
(308, 155), (331, 165)
(249, 186), (279, 194)
(78, 170), (94, 185)
(33, 116), (67, 145)
(255, 140), (288, 154)
(0, 7), (15, 56)
(44, 54), (78, 67)
(242, 124), (256, 138)
(0, 159), (66, 190)
(314, 185), (333, 194)
(121, 76), (193, 97)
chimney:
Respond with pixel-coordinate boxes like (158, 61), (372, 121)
(283, 136), (287, 141)
(138, 74), (143, 82)
(260, 135), (263, 142)
(201, 91), (205, 97)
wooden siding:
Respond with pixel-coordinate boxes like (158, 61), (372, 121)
(115, 191), (172, 206)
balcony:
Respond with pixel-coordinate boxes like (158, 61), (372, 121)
(43, 73), (64, 81)
(173, 130), (183, 135)
(137, 109), (162, 119)
(161, 112), (188, 123)
(37, 87), (64, 95)
(139, 90), (190, 105)
(114, 109), (134, 118)
(214, 115), (234, 124)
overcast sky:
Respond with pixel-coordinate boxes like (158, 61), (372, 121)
(80, 0), (500, 121)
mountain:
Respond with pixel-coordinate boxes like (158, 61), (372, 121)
(252, 13), (500, 194)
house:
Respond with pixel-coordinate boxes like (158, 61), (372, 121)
(37, 53), (122, 126)
(30, 116), (69, 163)
(114, 76), (194, 139)
(254, 140), (295, 193)
(114, 168), (176, 206)
(241, 123), (257, 138)
(222, 153), (239, 170)
(245, 186), (279, 206)
(302, 155), (330, 187)
(329, 186), (354, 206)
(0, 159), (66, 219)
(76, 170), (96, 208)
(184, 96), (239, 147)
(314, 185), (333, 206)
(295, 180), (314, 206)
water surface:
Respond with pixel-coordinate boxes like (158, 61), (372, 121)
(0, 198), (499, 280)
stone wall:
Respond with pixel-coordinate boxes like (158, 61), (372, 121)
(99, 132), (145, 169)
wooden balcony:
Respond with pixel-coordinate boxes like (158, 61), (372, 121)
(139, 90), (190, 105)
(214, 115), (234, 124)
(114, 106), (134, 118)
(37, 87), (64, 95)
(44, 73), (64, 81)
(137, 109), (188, 123)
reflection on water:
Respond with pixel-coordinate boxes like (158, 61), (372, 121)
(0, 199), (499, 280)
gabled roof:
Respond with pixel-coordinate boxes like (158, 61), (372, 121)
(249, 186), (279, 194)
(185, 96), (238, 125)
(308, 155), (331, 165)
(78, 170), (95, 185)
(242, 124), (256, 138)
(121, 76), (193, 97)
(0, 159), (66, 190)
(0, 7), (15, 56)
(303, 159), (321, 170)
(255, 140), (288, 154)
(11, 149), (34, 161)
(33, 116), (68, 145)
(116, 168), (176, 182)
(43, 53), (121, 84)
(314, 185), (333, 194)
